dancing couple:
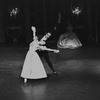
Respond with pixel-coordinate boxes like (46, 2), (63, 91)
(21, 26), (59, 83)
(57, 20), (82, 49)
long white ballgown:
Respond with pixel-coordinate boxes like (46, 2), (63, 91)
(57, 32), (82, 49)
(21, 41), (47, 79)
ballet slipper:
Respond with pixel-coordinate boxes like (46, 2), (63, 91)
(53, 71), (57, 75)
(24, 78), (27, 83)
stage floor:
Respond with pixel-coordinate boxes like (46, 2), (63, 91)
(0, 45), (100, 100)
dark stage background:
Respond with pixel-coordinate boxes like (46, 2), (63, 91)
(0, 0), (99, 46)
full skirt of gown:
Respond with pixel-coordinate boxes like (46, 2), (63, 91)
(57, 33), (82, 49)
(21, 50), (47, 79)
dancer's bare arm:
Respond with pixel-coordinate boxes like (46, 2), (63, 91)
(38, 46), (59, 53)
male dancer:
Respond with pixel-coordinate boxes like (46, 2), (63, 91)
(37, 33), (57, 75)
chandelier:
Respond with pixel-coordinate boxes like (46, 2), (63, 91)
(72, 7), (82, 15)
(71, 0), (83, 16)
(8, 7), (19, 17)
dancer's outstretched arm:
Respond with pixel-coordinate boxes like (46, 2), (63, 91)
(38, 46), (59, 53)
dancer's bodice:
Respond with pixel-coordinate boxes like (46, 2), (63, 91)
(29, 42), (39, 51)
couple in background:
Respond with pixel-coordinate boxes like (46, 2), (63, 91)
(57, 20), (82, 49)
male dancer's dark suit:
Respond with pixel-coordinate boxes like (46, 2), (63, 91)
(36, 49), (56, 74)
(36, 37), (56, 74)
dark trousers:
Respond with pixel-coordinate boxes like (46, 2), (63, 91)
(37, 50), (55, 72)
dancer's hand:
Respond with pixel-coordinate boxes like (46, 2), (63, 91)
(54, 50), (59, 53)
(39, 41), (46, 45)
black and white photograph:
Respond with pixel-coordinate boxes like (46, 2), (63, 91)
(0, 0), (100, 100)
